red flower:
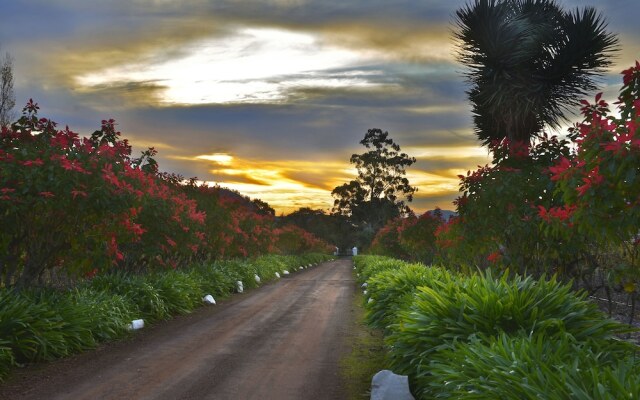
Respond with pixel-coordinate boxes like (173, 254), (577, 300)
(576, 166), (604, 196)
(107, 236), (124, 263)
(22, 158), (44, 167)
(71, 189), (87, 199)
(548, 157), (572, 181)
(603, 139), (624, 155)
(487, 251), (502, 263)
(85, 268), (98, 279)
(39, 191), (55, 198)
(537, 206), (549, 222)
(538, 205), (576, 223)
(621, 61), (640, 85)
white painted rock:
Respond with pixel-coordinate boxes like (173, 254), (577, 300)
(255, 274), (261, 283)
(203, 294), (216, 305)
(129, 319), (144, 330)
(363, 290), (368, 295)
(236, 280), (244, 293)
(275, 272), (281, 278)
(368, 298), (374, 304)
(283, 270), (290, 275)
(361, 282), (368, 288)
(370, 370), (414, 400)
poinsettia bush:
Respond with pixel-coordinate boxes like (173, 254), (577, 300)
(422, 61), (640, 325)
(0, 102), (332, 288)
(272, 224), (334, 255)
(370, 210), (444, 264)
(543, 62), (640, 296)
(0, 102), (209, 286)
(369, 217), (413, 259)
(439, 133), (601, 276)
(184, 185), (333, 258)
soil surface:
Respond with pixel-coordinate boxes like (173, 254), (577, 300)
(0, 258), (356, 400)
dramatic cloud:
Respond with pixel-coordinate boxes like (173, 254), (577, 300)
(2, 0), (637, 214)
(75, 26), (395, 106)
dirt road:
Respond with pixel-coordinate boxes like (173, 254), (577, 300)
(0, 258), (356, 400)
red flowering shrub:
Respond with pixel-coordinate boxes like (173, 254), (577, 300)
(214, 193), (274, 258)
(370, 216), (414, 259)
(440, 129), (597, 275)
(400, 211), (444, 264)
(162, 181), (333, 259)
(546, 62), (640, 292)
(272, 224), (333, 255)
(370, 210), (444, 264)
(0, 102), (208, 286)
(434, 216), (474, 270)
(0, 103), (331, 288)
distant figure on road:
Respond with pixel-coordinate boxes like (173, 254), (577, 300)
(334, 247), (339, 256)
(352, 247), (358, 256)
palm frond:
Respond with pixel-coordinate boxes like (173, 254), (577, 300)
(454, 0), (618, 147)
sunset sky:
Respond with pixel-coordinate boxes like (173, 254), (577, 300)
(2, 0), (639, 214)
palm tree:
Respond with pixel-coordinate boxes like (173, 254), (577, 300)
(454, 0), (618, 148)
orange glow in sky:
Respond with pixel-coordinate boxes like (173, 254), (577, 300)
(4, 1), (636, 215)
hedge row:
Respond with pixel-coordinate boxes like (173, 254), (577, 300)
(354, 255), (640, 399)
(0, 253), (333, 381)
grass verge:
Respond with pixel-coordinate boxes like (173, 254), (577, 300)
(340, 290), (387, 400)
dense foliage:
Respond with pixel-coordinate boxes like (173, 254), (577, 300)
(0, 253), (332, 380)
(369, 209), (444, 264)
(279, 207), (354, 251)
(332, 129), (417, 248)
(433, 62), (640, 303)
(543, 62), (640, 295)
(354, 256), (639, 400)
(0, 103), (332, 288)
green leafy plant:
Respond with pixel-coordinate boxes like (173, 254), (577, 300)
(388, 272), (631, 378)
(426, 334), (640, 400)
(0, 342), (13, 381)
(354, 258), (638, 399)
(149, 271), (202, 315)
(69, 287), (135, 342)
(88, 272), (169, 322)
(364, 263), (454, 332)
(0, 290), (72, 362)
(353, 255), (403, 284)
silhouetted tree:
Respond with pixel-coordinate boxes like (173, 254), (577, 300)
(252, 198), (275, 216)
(332, 129), (417, 241)
(0, 49), (15, 128)
(281, 207), (353, 249)
(454, 0), (618, 147)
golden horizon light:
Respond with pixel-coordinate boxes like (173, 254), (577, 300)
(177, 146), (490, 215)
